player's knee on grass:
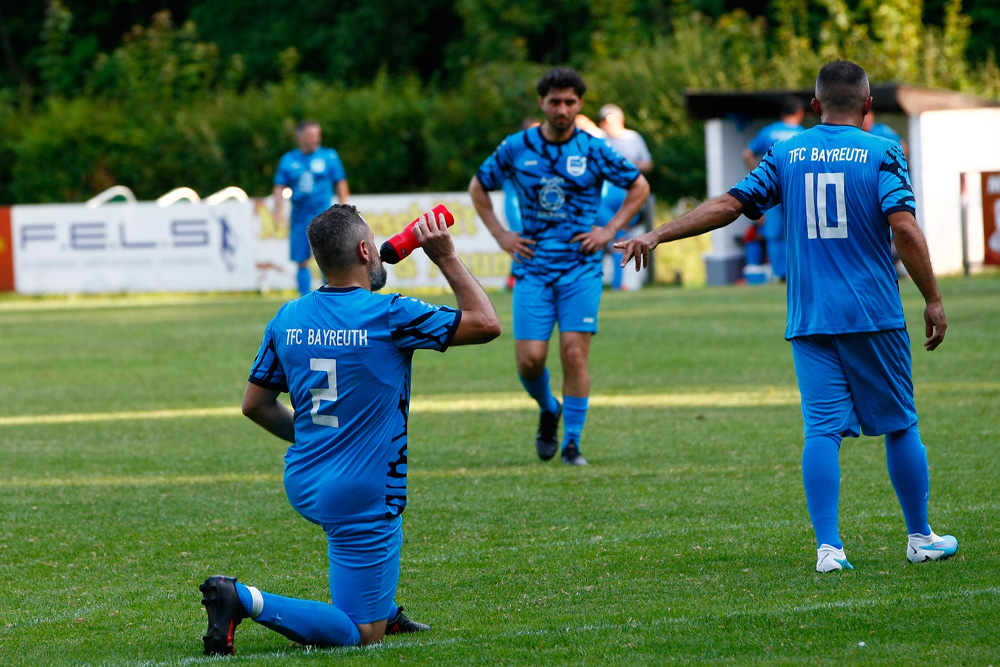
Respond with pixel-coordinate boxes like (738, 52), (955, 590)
(358, 620), (387, 645)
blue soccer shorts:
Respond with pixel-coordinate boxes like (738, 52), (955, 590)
(512, 263), (603, 340)
(289, 218), (312, 263)
(791, 328), (917, 439)
(322, 515), (403, 625)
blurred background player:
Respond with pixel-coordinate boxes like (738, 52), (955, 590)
(200, 205), (500, 654)
(617, 60), (957, 572)
(863, 109), (908, 156)
(741, 96), (806, 281)
(272, 120), (350, 296)
(596, 103), (654, 290)
(469, 67), (649, 466)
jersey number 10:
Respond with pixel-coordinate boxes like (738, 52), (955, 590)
(804, 172), (848, 239)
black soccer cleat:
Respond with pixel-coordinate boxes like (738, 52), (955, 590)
(535, 402), (562, 461)
(561, 441), (588, 466)
(200, 575), (248, 656)
(385, 606), (430, 634)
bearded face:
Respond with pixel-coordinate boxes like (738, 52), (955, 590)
(368, 243), (388, 292)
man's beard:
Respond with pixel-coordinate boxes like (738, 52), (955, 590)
(368, 257), (388, 292)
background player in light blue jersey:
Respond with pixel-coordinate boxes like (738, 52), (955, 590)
(273, 120), (350, 296)
(863, 109), (908, 157)
(198, 205), (500, 654)
(616, 61), (957, 572)
(469, 67), (649, 466)
(741, 96), (806, 280)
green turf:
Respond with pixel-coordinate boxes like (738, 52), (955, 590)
(1, 276), (998, 665)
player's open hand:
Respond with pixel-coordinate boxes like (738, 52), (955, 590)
(412, 211), (457, 265)
(496, 230), (536, 262)
(571, 226), (615, 255)
(923, 300), (947, 351)
(613, 233), (657, 271)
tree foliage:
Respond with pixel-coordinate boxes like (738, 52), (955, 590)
(0, 0), (998, 205)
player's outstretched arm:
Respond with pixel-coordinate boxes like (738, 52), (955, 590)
(413, 211), (502, 346)
(468, 176), (536, 261)
(572, 174), (650, 255)
(615, 193), (744, 270)
(242, 383), (296, 442)
(888, 211), (947, 351)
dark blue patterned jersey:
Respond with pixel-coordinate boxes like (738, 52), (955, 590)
(248, 286), (461, 523)
(728, 124), (915, 339)
(476, 126), (640, 279)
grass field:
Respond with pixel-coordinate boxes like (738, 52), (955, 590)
(1, 276), (998, 666)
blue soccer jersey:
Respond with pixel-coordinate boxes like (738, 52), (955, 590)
(274, 147), (347, 225)
(248, 286), (461, 523)
(729, 124), (914, 339)
(748, 121), (805, 157)
(476, 126), (640, 279)
(868, 122), (902, 145)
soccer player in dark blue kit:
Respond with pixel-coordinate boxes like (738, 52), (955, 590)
(469, 67), (649, 466)
(198, 205), (500, 654)
(616, 61), (957, 572)
(272, 121), (350, 296)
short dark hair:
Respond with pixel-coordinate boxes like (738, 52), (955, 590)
(307, 204), (369, 276)
(537, 67), (586, 98)
(815, 61), (870, 113)
(296, 119), (319, 134)
(780, 95), (804, 117)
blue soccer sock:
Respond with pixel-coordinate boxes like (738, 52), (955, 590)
(234, 582), (360, 647)
(519, 369), (560, 414)
(297, 266), (312, 296)
(802, 434), (843, 549)
(561, 395), (589, 450)
(885, 425), (931, 536)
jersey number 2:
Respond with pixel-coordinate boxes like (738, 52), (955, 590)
(804, 172), (847, 239)
(309, 358), (339, 428)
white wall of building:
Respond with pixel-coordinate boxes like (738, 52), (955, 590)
(911, 108), (1000, 275)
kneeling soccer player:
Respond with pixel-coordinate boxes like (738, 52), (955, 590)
(199, 205), (500, 653)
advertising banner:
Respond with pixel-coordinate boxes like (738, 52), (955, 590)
(11, 201), (258, 294)
(6, 192), (509, 295)
(254, 192), (511, 292)
(982, 171), (1000, 266)
(0, 207), (13, 291)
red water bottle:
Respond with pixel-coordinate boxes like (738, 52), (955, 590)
(379, 204), (456, 264)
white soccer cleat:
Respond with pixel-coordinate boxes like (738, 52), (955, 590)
(907, 531), (958, 563)
(816, 544), (854, 572)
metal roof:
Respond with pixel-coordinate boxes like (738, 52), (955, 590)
(684, 83), (997, 120)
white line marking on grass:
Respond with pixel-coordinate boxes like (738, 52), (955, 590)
(0, 472), (279, 489)
(0, 388), (804, 428)
(0, 407), (243, 426)
(4, 380), (987, 428)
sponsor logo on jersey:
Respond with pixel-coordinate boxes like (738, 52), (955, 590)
(567, 156), (587, 177)
(539, 177), (566, 211)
